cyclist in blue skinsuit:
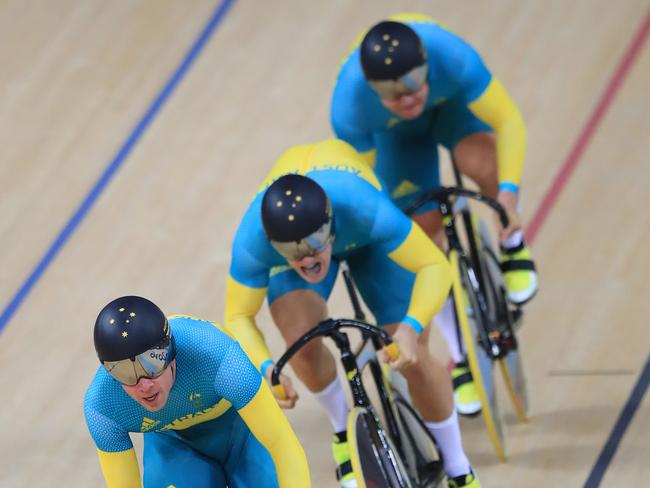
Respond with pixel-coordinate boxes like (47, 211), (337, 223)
(84, 295), (310, 487)
(331, 13), (538, 417)
(225, 139), (480, 488)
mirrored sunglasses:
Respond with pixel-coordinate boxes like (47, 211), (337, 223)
(102, 338), (173, 386)
(368, 64), (428, 100)
(271, 219), (333, 262)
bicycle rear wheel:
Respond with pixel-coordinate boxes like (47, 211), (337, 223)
(348, 407), (411, 488)
(392, 397), (445, 487)
(449, 250), (507, 462)
(480, 242), (530, 422)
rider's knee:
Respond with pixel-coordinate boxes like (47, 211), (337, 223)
(291, 338), (328, 366)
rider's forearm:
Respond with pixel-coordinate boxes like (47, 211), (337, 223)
(468, 76), (526, 191)
(97, 448), (141, 488)
(388, 223), (452, 332)
(238, 381), (311, 487)
(224, 276), (273, 371)
(406, 261), (452, 331)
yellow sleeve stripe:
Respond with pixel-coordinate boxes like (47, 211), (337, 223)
(224, 276), (273, 370)
(468, 77), (526, 185)
(97, 448), (141, 488)
(238, 382), (311, 487)
(387, 222), (445, 271)
(257, 140), (381, 193)
(225, 275), (267, 322)
(388, 12), (440, 25)
(388, 223), (452, 328)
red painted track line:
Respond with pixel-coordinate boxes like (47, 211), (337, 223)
(525, 6), (650, 244)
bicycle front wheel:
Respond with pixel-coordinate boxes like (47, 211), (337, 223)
(348, 407), (411, 488)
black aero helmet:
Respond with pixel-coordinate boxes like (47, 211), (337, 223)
(261, 174), (334, 260)
(94, 295), (176, 385)
(360, 21), (426, 80)
(360, 20), (428, 99)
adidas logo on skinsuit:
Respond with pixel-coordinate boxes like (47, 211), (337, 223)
(141, 417), (160, 432)
(391, 180), (421, 199)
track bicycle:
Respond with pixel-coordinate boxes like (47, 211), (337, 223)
(342, 262), (446, 487)
(405, 177), (530, 462)
(271, 316), (445, 488)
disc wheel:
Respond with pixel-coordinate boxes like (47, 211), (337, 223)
(392, 396), (446, 487)
(348, 407), (411, 488)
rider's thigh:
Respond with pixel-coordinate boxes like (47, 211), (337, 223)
(226, 430), (281, 488)
(270, 288), (336, 390)
(267, 259), (336, 340)
(453, 131), (498, 198)
(412, 210), (445, 250)
(270, 289), (329, 345)
(143, 432), (225, 488)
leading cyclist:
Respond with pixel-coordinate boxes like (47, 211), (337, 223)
(84, 295), (310, 487)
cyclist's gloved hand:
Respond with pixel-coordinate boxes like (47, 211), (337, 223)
(496, 189), (522, 240)
(381, 323), (418, 371)
(265, 368), (299, 409)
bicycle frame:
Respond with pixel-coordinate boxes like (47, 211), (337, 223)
(405, 186), (513, 360)
(340, 262), (405, 444)
(339, 266), (445, 487)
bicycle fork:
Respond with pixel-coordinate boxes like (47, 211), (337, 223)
(327, 329), (374, 409)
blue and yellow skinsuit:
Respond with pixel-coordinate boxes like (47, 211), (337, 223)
(331, 13), (526, 212)
(84, 316), (310, 488)
(225, 139), (451, 374)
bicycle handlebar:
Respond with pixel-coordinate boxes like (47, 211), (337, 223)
(270, 318), (395, 388)
(405, 186), (510, 229)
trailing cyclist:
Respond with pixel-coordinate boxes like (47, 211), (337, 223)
(225, 139), (481, 488)
(84, 295), (310, 487)
(331, 13), (538, 417)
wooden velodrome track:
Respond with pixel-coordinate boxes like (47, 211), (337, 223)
(1, 0), (648, 486)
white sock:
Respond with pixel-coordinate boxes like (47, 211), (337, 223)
(501, 229), (524, 249)
(426, 410), (471, 478)
(434, 297), (465, 364)
(314, 377), (349, 433)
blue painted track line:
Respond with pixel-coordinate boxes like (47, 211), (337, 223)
(584, 354), (650, 487)
(0, 0), (235, 333)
